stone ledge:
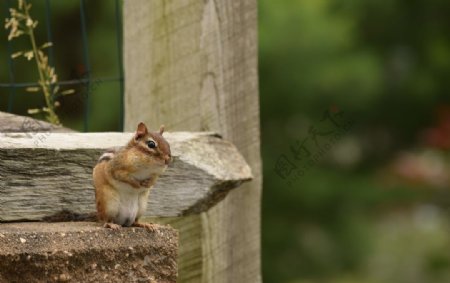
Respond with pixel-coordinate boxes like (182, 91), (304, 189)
(0, 222), (178, 283)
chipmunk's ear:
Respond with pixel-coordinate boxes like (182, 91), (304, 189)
(135, 122), (148, 140)
(159, 125), (165, 135)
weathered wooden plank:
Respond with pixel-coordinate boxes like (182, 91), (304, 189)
(0, 111), (74, 133)
(124, 0), (261, 282)
(0, 132), (252, 221)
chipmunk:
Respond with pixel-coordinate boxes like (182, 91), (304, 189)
(92, 122), (171, 230)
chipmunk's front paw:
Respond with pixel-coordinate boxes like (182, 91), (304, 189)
(104, 222), (122, 230)
(132, 222), (157, 232)
(139, 177), (155, 188)
(129, 179), (141, 188)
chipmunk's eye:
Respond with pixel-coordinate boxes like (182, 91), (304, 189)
(147, 140), (157, 149)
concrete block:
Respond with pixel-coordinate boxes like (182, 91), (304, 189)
(0, 222), (178, 283)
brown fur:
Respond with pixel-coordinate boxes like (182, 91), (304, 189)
(92, 122), (171, 229)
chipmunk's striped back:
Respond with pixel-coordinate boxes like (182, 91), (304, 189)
(97, 147), (122, 163)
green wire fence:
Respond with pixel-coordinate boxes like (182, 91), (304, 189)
(0, 0), (124, 132)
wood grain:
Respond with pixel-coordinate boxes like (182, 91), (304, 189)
(0, 132), (252, 221)
(0, 111), (74, 133)
(124, 0), (261, 282)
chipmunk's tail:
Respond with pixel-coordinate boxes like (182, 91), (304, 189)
(43, 209), (97, 222)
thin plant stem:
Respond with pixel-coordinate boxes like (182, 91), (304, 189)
(22, 0), (60, 125)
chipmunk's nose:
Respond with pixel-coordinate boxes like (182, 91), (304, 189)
(164, 154), (172, 165)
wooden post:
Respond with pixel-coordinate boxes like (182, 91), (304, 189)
(124, 0), (261, 282)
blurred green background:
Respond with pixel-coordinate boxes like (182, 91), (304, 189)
(2, 1), (450, 282)
(260, 1), (450, 283)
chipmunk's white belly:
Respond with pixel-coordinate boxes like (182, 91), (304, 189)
(113, 181), (147, 226)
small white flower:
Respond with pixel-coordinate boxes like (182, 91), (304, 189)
(11, 51), (23, 59)
(26, 18), (33, 27)
(40, 42), (53, 49)
(25, 86), (40, 92)
(24, 50), (34, 60)
(27, 108), (41, 114)
(60, 89), (75, 96)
